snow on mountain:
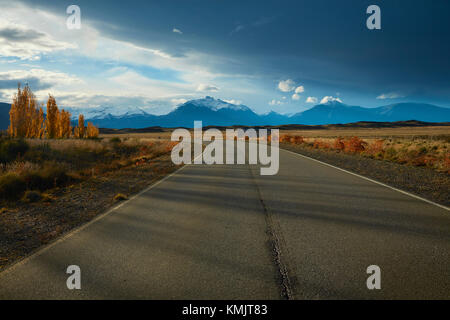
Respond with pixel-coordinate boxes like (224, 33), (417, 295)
(13, 96), (445, 129)
(184, 96), (251, 112)
(65, 105), (149, 120)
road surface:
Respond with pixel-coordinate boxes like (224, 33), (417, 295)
(0, 146), (449, 299)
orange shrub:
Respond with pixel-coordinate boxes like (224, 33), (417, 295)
(444, 154), (450, 172)
(344, 136), (367, 153)
(280, 135), (291, 143)
(292, 135), (304, 144)
(165, 141), (178, 152)
(333, 137), (345, 151)
(313, 139), (330, 149)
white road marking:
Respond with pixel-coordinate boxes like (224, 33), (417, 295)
(282, 148), (449, 212)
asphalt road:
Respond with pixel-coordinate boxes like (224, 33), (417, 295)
(0, 146), (449, 299)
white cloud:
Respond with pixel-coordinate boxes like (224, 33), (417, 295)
(278, 80), (305, 94)
(196, 83), (219, 92)
(0, 69), (83, 101)
(294, 86), (304, 94)
(277, 79), (296, 92)
(306, 96), (318, 103)
(171, 98), (187, 106)
(320, 96), (343, 104)
(230, 25), (245, 35)
(223, 99), (242, 105)
(269, 99), (283, 106)
(376, 92), (405, 99)
(0, 21), (76, 60)
(0, 2), (262, 114)
(172, 28), (183, 34)
(291, 93), (300, 100)
(0, 68), (81, 85)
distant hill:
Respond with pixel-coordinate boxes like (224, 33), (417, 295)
(289, 101), (382, 124)
(1, 97), (449, 129)
(100, 120), (450, 134)
(372, 103), (450, 122)
(82, 98), (450, 128)
(0, 103), (10, 131)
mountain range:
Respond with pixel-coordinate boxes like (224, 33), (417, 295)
(1, 97), (449, 130)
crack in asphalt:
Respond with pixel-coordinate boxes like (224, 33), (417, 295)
(248, 165), (296, 300)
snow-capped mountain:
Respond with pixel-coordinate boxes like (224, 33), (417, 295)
(186, 96), (251, 112)
(0, 97), (449, 130)
(65, 105), (150, 120)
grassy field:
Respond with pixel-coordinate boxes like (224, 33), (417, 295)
(279, 125), (450, 138)
(1, 125), (448, 205)
(0, 136), (177, 205)
(279, 126), (449, 173)
(99, 126), (450, 173)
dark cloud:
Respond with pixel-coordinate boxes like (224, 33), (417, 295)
(0, 77), (52, 90)
(0, 27), (45, 42)
(15, 0), (450, 104)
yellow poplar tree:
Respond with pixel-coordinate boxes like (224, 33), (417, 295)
(46, 95), (59, 139)
(37, 106), (45, 138)
(86, 122), (99, 138)
(8, 84), (39, 138)
(74, 114), (85, 138)
(59, 109), (72, 138)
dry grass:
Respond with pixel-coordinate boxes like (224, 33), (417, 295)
(26, 138), (107, 151)
(279, 126), (450, 139)
(113, 193), (128, 201)
(99, 131), (173, 141)
(280, 133), (450, 173)
(0, 136), (178, 203)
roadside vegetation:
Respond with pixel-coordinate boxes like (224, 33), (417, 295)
(0, 84), (176, 206)
(0, 136), (176, 204)
(8, 84), (98, 139)
(280, 134), (450, 173)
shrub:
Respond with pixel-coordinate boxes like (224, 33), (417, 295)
(313, 139), (330, 149)
(110, 137), (121, 143)
(112, 142), (140, 156)
(364, 139), (385, 158)
(280, 135), (291, 143)
(23, 166), (70, 191)
(40, 166), (70, 189)
(384, 147), (398, 161)
(23, 171), (45, 190)
(333, 137), (345, 151)
(0, 139), (29, 163)
(22, 190), (42, 203)
(291, 135), (304, 144)
(411, 155), (427, 167)
(41, 193), (56, 203)
(344, 136), (367, 153)
(113, 193), (128, 201)
(418, 147), (427, 155)
(0, 173), (26, 200)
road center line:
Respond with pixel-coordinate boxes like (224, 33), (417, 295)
(248, 165), (295, 300)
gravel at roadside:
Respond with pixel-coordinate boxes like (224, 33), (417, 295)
(281, 143), (450, 207)
(0, 154), (179, 270)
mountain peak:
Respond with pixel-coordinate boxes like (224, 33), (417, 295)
(180, 96), (251, 112)
(320, 100), (345, 107)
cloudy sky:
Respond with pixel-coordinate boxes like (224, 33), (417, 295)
(0, 0), (449, 115)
